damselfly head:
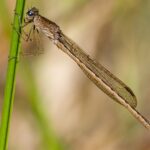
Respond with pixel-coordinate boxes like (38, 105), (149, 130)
(25, 7), (39, 23)
(27, 7), (39, 16)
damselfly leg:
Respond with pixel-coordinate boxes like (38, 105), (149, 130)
(13, 10), (44, 56)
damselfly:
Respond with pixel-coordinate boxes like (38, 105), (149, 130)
(21, 7), (150, 130)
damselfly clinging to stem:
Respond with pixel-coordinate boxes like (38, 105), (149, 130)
(21, 7), (150, 130)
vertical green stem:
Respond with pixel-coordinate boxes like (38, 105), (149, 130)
(0, 0), (25, 149)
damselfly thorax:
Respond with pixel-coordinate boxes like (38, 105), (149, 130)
(24, 7), (61, 41)
(22, 7), (150, 130)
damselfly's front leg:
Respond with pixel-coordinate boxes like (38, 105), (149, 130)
(12, 11), (33, 41)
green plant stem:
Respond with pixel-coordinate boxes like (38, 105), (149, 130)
(0, 0), (25, 149)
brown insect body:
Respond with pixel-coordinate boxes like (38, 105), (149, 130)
(23, 7), (150, 130)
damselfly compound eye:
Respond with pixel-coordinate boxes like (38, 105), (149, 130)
(28, 10), (34, 16)
(27, 7), (39, 17)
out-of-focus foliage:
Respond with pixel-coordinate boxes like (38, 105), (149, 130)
(0, 0), (150, 150)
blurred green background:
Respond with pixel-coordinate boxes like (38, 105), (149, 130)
(0, 0), (150, 149)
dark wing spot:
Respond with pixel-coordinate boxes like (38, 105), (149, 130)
(125, 86), (135, 97)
